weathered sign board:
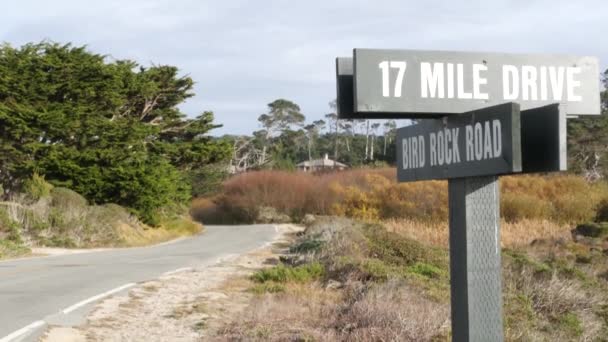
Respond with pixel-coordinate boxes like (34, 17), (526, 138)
(336, 57), (355, 118)
(337, 49), (600, 119)
(335, 48), (600, 342)
(395, 102), (568, 181)
(396, 102), (521, 182)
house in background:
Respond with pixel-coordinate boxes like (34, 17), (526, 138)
(296, 154), (348, 172)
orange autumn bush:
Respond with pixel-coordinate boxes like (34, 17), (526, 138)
(192, 168), (608, 226)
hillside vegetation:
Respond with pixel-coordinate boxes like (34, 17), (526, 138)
(216, 218), (607, 341)
(0, 41), (229, 258)
(0, 174), (202, 259)
(0, 42), (230, 225)
(194, 168), (608, 340)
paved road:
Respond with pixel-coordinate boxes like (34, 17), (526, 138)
(0, 225), (278, 341)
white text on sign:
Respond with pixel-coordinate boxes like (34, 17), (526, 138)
(401, 119), (502, 170)
(379, 61), (583, 102)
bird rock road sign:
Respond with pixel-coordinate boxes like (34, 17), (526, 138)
(396, 102), (521, 182)
(395, 102), (568, 182)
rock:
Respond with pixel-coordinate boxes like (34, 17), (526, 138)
(326, 279), (343, 290)
(302, 214), (316, 226)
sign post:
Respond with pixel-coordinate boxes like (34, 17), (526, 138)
(449, 175), (503, 341)
(397, 102), (520, 341)
(336, 48), (600, 342)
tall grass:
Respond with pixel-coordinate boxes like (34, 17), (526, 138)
(192, 168), (608, 227)
(383, 218), (572, 249)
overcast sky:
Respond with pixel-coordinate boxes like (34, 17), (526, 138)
(2, 0), (607, 135)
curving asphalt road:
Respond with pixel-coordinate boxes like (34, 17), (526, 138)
(0, 225), (278, 341)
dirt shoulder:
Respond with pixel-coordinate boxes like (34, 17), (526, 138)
(41, 224), (302, 342)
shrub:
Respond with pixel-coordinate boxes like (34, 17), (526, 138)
(193, 169), (608, 225)
(51, 187), (88, 209)
(0, 207), (21, 243)
(595, 198), (608, 221)
(501, 192), (552, 222)
(248, 283), (286, 295)
(251, 262), (325, 284)
(572, 222), (608, 238)
(407, 262), (445, 279)
(500, 175), (608, 224)
(189, 164), (229, 197)
(0, 239), (29, 259)
(23, 173), (53, 201)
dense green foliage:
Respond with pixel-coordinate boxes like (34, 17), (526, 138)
(0, 42), (230, 223)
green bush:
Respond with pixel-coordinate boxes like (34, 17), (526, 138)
(50, 187), (87, 209)
(249, 283), (286, 294)
(251, 262), (325, 284)
(23, 173), (53, 201)
(46, 154), (193, 225)
(189, 164), (229, 197)
(0, 207), (21, 243)
(558, 312), (583, 338)
(0, 239), (29, 259)
(362, 224), (447, 268)
(407, 262), (446, 279)
(289, 239), (324, 253)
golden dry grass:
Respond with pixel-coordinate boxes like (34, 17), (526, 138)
(118, 216), (203, 247)
(219, 280), (449, 342)
(383, 218), (571, 249)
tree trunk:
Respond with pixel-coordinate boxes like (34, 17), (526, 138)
(308, 137), (312, 161)
(370, 135), (375, 160)
(333, 121), (339, 168)
(383, 135), (387, 155)
(260, 145), (267, 166)
(365, 120), (370, 160)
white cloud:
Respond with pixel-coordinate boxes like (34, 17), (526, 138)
(1, 0), (606, 135)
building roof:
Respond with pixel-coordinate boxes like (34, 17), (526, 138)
(296, 155), (348, 168)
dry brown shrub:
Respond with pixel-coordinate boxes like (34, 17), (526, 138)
(192, 169), (608, 225)
(500, 174), (608, 223)
(218, 280), (448, 342)
(218, 283), (342, 341)
(337, 280), (449, 341)
(503, 264), (607, 341)
(190, 197), (222, 223)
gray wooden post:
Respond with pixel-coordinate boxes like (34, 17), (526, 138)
(448, 176), (504, 342)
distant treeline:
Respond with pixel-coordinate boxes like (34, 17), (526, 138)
(224, 69), (608, 180)
(223, 99), (400, 172)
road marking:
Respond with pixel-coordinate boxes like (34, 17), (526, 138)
(61, 283), (135, 314)
(162, 267), (193, 276)
(0, 320), (45, 342)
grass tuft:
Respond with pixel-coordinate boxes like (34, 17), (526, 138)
(251, 262), (325, 284)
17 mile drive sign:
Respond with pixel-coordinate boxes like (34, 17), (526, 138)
(342, 49), (600, 118)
